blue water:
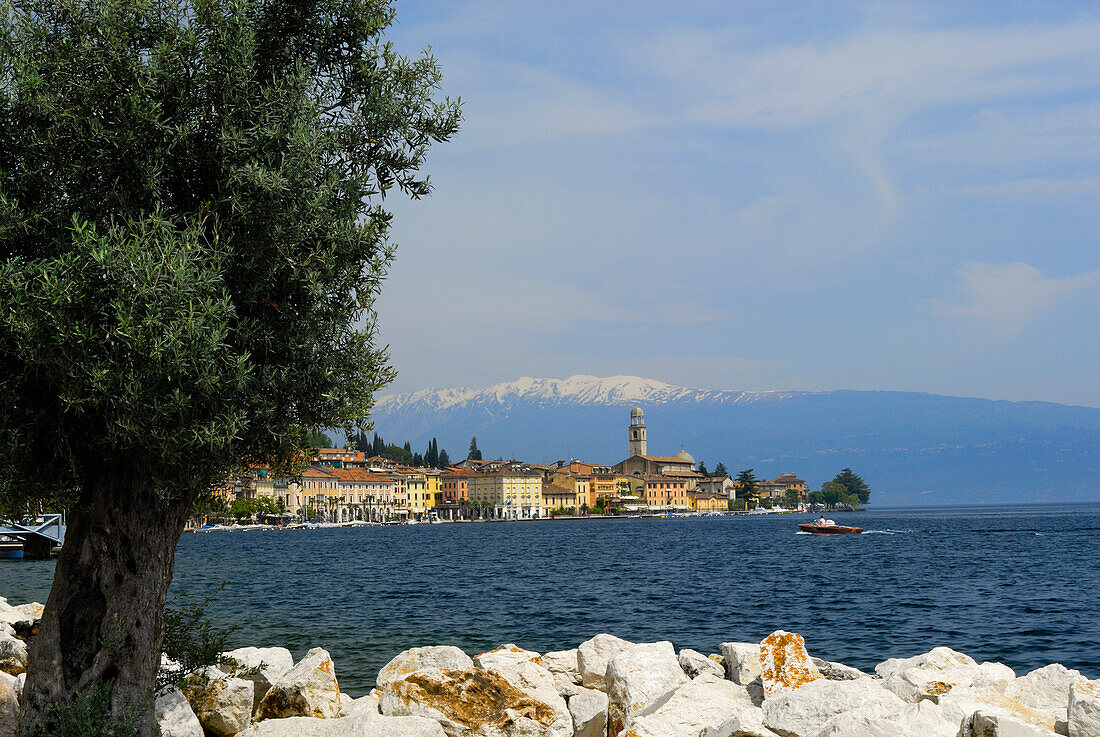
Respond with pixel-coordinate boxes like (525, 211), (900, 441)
(2, 506), (1098, 695)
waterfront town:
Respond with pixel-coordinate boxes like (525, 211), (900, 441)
(211, 407), (815, 526)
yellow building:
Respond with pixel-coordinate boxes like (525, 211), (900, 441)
(468, 469), (544, 519)
(550, 470), (591, 509)
(644, 476), (693, 510)
(542, 482), (578, 512)
(691, 489), (728, 512)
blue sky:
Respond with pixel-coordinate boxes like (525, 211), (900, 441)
(373, 1), (1099, 407)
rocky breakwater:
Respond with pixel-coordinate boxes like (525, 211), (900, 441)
(2, 595), (1100, 737)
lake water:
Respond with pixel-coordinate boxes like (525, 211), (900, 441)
(2, 505), (1098, 695)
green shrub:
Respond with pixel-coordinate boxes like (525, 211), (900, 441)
(18, 685), (146, 737)
(157, 583), (236, 693)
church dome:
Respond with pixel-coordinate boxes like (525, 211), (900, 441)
(676, 448), (695, 463)
(630, 406), (644, 418)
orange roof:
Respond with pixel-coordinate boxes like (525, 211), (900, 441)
(327, 467), (398, 483)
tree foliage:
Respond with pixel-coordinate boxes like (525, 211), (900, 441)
(467, 436), (482, 461)
(832, 468), (871, 504)
(0, 0), (460, 509)
(0, 0), (459, 726)
(735, 469), (758, 504)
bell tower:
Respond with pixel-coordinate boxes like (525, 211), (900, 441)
(629, 406), (647, 458)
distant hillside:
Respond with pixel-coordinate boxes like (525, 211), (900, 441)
(370, 375), (1100, 506)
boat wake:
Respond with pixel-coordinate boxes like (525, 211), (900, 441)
(861, 529), (912, 535)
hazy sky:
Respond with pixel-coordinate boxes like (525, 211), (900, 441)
(373, 1), (1099, 407)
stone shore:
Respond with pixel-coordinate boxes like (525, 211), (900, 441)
(2, 595), (1099, 737)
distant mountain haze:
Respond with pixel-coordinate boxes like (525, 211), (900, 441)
(369, 375), (1100, 506)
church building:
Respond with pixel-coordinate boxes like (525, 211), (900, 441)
(613, 407), (702, 480)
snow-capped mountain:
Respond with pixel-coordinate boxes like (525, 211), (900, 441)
(370, 375), (1100, 506)
(374, 374), (804, 412)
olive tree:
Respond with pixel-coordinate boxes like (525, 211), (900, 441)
(0, 0), (459, 731)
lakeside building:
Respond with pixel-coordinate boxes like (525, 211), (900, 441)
(468, 468), (544, 519)
(696, 475), (737, 501)
(758, 473), (808, 504)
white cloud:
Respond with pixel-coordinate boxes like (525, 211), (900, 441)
(643, 20), (1100, 129)
(930, 261), (1100, 331)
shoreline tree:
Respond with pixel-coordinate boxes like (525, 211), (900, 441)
(0, 0), (459, 732)
(735, 469), (759, 509)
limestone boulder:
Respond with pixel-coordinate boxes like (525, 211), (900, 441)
(341, 692), (380, 717)
(568, 686), (608, 737)
(258, 647), (341, 720)
(1069, 679), (1100, 737)
(1004, 664), (1084, 727)
(759, 631), (821, 696)
(679, 648), (725, 680)
(816, 700), (959, 737)
(379, 666), (572, 737)
(966, 711), (1057, 737)
(578, 633), (633, 691)
(475, 645), (572, 732)
(700, 710), (776, 737)
(543, 649), (581, 686)
(0, 672), (18, 737)
(237, 710), (447, 736)
(719, 642), (763, 685)
(605, 641), (687, 737)
(876, 646), (978, 679)
(376, 646), (473, 690)
(622, 673), (759, 737)
(222, 646), (296, 714)
(155, 687), (205, 737)
(0, 632), (27, 676)
(934, 687), (1060, 735)
(183, 666), (255, 737)
(761, 676), (906, 737)
(0, 600), (37, 631)
(809, 657), (867, 681)
(474, 644), (544, 671)
(875, 646), (1016, 704)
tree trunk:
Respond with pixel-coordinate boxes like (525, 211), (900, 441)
(20, 461), (194, 736)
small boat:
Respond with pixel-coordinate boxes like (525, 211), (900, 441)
(0, 536), (24, 559)
(798, 523), (863, 535)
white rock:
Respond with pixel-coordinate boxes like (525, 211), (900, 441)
(759, 631), (822, 696)
(605, 641), (687, 737)
(816, 700), (959, 737)
(474, 644), (543, 671)
(876, 647), (979, 679)
(183, 666), (255, 737)
(578, 633), (634, 691)
(568, 686), (608, 737)
(237, 710), (447, 736)
(258, 647), (342, 720)
(341, 693), (380, 717)
(1005, 664), (1085, 727)
(222, 646), (296, 714)
(376, 645), (473, 690)
(1069, 679), (1100, 737)
(761, 677), (906, 737)
(679, 648), (725, 680)
(0, 672), (18, 737)
(543, 649), (581, 686)
(155, 687), (205, 737)
(966, 711), (1057, 737)
(12, 674), (22, 699)
(809, 657), (867, 681)
(876, 646), (1015, 704)
(625, 673), (759, 737)
(380, 666), (571, 737)
(0, 601), (37, 630)
(0, 632), (27, 676)
(720, 642), (763, 685)
(475, 647), (572, 734)
(701, 709), (776, 737)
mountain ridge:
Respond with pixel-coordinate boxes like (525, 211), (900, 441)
(370, 375), (1100, 505)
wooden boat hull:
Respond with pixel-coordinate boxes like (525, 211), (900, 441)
(799, 524), (863, 535)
